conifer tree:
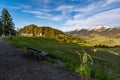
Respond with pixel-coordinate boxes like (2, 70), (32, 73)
(1, 8), (14, 39)
(0, 18), (2, 36)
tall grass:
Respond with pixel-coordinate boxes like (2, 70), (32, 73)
(75, 50), (119, 80)
(76, 50), (93, 77)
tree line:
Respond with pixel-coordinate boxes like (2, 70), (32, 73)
(0, 8), (15, 39)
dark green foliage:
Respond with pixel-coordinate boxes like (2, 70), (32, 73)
(94, 44), (110, 48)
(1, 8), (14, 35)
(94, 44), (120, 48)
(0, 19), (2, 35)
(90, 69), (108, 80)
(19, 24), (67, 40)
(0, 8), (15, 38)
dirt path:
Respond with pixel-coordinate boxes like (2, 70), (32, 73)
(0, 38), (83, 80)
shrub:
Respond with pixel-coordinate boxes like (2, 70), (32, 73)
(94, 44), (110, 48)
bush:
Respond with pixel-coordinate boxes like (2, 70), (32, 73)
(94, 44), (110, 48)
(76, 64), (91, 76)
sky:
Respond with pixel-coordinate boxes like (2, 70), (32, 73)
(0, 0), (120, 31)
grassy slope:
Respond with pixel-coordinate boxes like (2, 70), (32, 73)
(3, 37), (120, 80)
(85, 35), (120, 46)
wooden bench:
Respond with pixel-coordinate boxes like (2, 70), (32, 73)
(27, 47), (48, 60)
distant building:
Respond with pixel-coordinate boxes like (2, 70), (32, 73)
(21, 32), (44, 37)
(21, 33), (33, 37)
(40, 33), (42, 37)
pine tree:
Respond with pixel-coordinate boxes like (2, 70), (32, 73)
(1, 8), (14, 39)
(0, 18), (3, 36)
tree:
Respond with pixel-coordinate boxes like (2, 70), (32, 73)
(1, 8), (14, 39)
(0, 18), (3, 36)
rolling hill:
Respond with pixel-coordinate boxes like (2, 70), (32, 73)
(19, 24), (67, 39)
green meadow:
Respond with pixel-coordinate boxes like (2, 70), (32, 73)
(3, 37), (120, 80)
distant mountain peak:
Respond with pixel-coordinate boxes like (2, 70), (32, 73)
(91, 25), (110, 30)
(74, 28), (81, 32)
(89, 25), (110, 32)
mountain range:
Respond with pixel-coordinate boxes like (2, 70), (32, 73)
(66, 25), (120, 38)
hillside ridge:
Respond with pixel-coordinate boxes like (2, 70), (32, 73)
(66, 25), (120, 37)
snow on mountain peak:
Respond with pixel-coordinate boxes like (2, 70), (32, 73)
(90, 25), (110, 31)
(74, 28), (81, 32)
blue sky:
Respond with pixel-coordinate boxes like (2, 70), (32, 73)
(0, 0), (120, 31)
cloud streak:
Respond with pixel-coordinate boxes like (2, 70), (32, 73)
(102, 0), (120, 7)
(65, 8), (120, 31)
(22, 9), (67, 21)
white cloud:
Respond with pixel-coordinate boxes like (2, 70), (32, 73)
(36, 15), (65, 21)
(26, 3), (97, 22)
(56, 5), (74, 15)
(68, 0), (81, 1)
(56, 5), (74, 11)
(22, 10), (66, 21)
(22, 10), (45, 15)
(19, 4), (31, 9)
(73, 3), (96, 13)
(73, 14), (83, 19)
(64, 8), (120, 31)
(43, 0), (50, 3)
(55, 2), (98, 15)
(85, 8), (120, 26)
(9, 6), (21, 9)
(22, 10), (51, 18)
(55, 4), (95, 13)
(102, 0), (120, 7)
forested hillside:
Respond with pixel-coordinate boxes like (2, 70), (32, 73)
(19, 24), (66, 38)
(18, 24), (87, 44)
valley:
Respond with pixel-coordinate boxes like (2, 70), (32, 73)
(66, 25), (120, 46)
